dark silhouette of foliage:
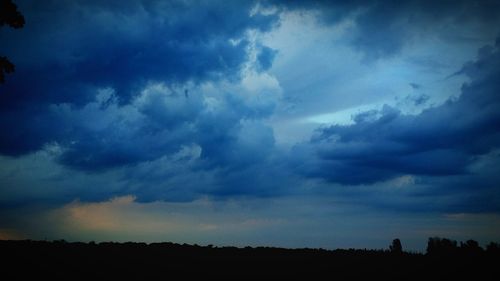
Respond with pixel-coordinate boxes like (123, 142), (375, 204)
(426, 237), (458, 256)
(0, 237), (498, 280)
(460, 239), (483, 256)
(486, 242), (500, 253)
(0, 0), (25, 84)
(0, 0), (24, 28)
(390, 238), (403, 253)
(0, 56), (14, 84)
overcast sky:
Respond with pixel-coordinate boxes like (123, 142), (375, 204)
(1, 0), (500, 251)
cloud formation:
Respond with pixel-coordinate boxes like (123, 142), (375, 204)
(1, 0), (500, 248)
(269, 0), (500, 60)
(293, 39), (500, 211)
(0, 0), (288, 204)
(0, 0), (278, 156)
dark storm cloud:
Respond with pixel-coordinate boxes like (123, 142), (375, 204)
(0, 0), (278, 158)
(46, 82), (279, 173)
(268, 0), (500, 60)
(1, 0), (500, 212)
(0, 0), (284, 203)
(298, 39), (500, 186)
(54, 87), (201, 171)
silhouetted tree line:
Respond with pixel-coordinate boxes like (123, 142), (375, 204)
(0, 0), (25, 83)
(1, 237), (499, 280)
(426, 237), (499, 256)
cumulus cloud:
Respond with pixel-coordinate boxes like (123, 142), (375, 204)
(0, 68), (288, 204)
(1, 0), (500, 239)
(0, 0), (287, 204)
(0, 0), (279, 156)
(294, 39), (500, 211)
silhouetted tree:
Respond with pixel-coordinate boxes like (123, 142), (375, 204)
(389, 238), (403, 254)
(460, 239), (483, 255)
(486, 242), (500, 253)
(426, 237), (458, 255)
(0, 0), (24, 27)
(0, 57), (14, 84)
(0, 0), (25, 84)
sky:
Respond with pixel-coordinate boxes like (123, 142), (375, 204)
(1, 0), (500, 251)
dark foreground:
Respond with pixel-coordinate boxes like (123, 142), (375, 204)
(1, 239), (499, 280)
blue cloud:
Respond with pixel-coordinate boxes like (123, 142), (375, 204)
(256, 45), (278, 72)
(47, 79), (280, 173)
(1, 0), (500, 217)
(297, 39), (500, 188)
(0, 0), (279, 158)
(268, 0), (500, 60)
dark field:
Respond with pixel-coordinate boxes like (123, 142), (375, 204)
(2, 238), (499, 280)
